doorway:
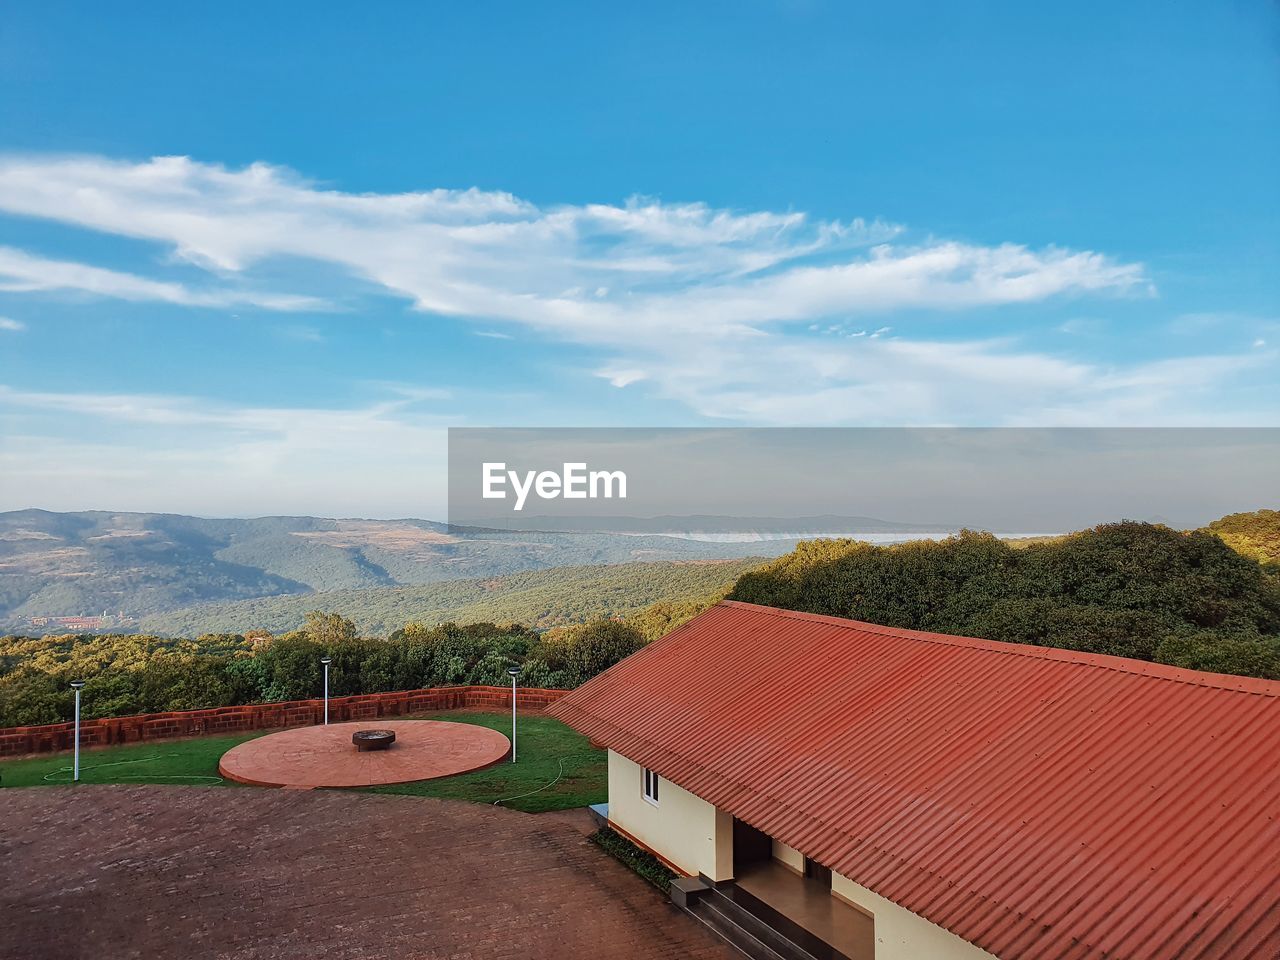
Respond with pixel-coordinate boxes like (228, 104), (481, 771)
(732, 817), (773, 873)
(804, 856), (832, 890)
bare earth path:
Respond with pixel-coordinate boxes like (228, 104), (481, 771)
(0, 786), (736, 960)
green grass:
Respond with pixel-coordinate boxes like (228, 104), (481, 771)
(0, 732), (266, 788)
(360, 712), (606, 813)
(0, 711), (606, 813)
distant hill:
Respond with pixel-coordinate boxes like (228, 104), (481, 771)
(0, 510), (785, 624)
(457, 514), (957, 537)
(136, 558), (765, 636)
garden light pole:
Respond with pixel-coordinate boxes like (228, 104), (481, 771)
(70, 680), (85, 782)
(321, 657), (332, 725)
(507, 666), (520, 763)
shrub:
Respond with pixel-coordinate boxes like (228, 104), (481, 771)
(591, 827), (676, 891)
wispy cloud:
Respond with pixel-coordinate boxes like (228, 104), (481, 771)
(599, 335), (1277, 426)
(1057, 317), (1104, 335)
(0, 384), (454, 515)
(0, 156), (1145, 336)
(0, 316), (25, 332)
(275, 323), (326, 343)
(0, 245), (322, 310)
(1, 152), (1246, 429)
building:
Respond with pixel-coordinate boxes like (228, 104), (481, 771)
(24, 611), (133, 632)
(547, 601), (1280, 960)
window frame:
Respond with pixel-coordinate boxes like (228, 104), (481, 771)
(642, 766), (660, 806)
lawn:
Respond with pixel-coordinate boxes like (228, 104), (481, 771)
(360, 712), (606, 813)
(0, 711), (606, 813)
(0, 732), (266, 788)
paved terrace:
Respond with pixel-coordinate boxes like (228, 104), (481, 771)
(1, 786), (737, 960)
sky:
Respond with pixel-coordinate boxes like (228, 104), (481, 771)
(0, 1), (1277, 518)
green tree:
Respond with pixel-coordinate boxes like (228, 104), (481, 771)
(1205, 509), (1280, 573)
(535, 619), (644, 687)
(729, 522), (1280, 678)
(302, 611), (357, 646)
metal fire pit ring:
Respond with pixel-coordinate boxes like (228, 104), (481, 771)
(352, 729), (396, 752)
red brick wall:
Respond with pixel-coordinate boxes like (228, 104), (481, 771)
(0, 685), (568, 758)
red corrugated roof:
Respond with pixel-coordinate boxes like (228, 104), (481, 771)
(548, 601), (1280, 960)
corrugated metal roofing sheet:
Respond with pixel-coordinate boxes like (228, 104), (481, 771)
(547, 601), (1280, 960)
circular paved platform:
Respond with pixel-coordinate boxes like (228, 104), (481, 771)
(218, 719), (510, 788)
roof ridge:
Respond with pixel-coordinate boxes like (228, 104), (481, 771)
(715, 600), (1280, 696)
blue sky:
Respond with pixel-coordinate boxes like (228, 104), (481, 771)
(0, 1), (1276, 517)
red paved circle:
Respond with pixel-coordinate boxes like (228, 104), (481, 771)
(218, 719), (510, 788)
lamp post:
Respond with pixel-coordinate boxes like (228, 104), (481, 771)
(507, 666), (520, 763)
(70, 680), (85, 782)
(320, 657), (332, 725)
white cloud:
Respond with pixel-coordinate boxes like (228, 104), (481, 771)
(0, 245), (321, 310)
(598, 367), (648, 388)
(11, 153), (1265, 431)
(1057, 317), (1103, 335)
(0, 384), (453, 516)
(0, 155), (1145, 338)
(603, 334), (1276, 426)
(0, 316), (24, 332)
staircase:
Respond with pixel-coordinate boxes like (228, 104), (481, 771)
(671, 877), (844, 960)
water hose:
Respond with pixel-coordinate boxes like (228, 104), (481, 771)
(492, 756), (571, 807)
(40, 754), (224, 785)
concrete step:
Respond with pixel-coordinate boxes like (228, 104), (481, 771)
(671, 878), (823, 960)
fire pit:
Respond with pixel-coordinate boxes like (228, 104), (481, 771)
(352, 729), (396, 752)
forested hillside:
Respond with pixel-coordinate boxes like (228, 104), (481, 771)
(0, 509), (778, 623)
(0, 615), (646, 727)
(730, 522), (1280, 678)
(1205, 510), (1280, 572)
(137, 559), (763, 636)
(7, 518), (1280, 727)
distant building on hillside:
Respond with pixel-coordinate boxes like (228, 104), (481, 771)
(548, 600), (1280, 960)
(26, 610), (134, 632)
(45, 615), (107, 630)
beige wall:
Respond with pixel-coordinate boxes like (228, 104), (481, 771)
(771, 838), (804, 873)
(831, 871), (998, 960)
(609, 750), (996, 959)
(606, 750), (733, 881)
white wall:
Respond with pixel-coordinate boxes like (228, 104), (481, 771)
(606, 750), (733, 881)
(772, 838), (804, 874)
(831, 871), (998, 960)
(609, 750), (996, 959)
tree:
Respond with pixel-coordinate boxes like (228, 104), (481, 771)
(1206, 510), (1280, 573)
(302, 611), (357, 647)
(535, 620), (644, 687)
(728, 522), (1280, 677)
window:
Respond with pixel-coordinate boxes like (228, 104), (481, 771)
(642, 766), (660, 805)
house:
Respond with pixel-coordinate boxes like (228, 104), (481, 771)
(547, 601), (1280, 960)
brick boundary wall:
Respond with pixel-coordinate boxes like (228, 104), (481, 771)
(0, 685), (569, 758)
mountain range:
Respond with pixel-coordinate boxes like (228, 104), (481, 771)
(0, 509), (807, 625)
(134, 558), (766, 637)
